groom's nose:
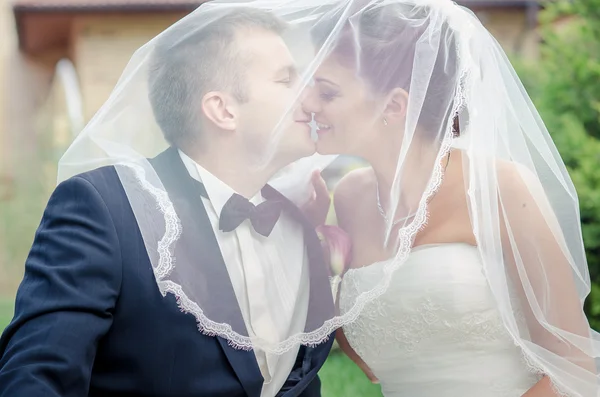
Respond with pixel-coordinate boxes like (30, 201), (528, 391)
(301, 87), (321, 114)
(293, 102), (311, 122)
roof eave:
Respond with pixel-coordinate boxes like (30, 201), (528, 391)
(13, 2), (203, 14)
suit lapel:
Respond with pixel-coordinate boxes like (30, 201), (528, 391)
(150, 147), (263, 397)
(149, 149), (335, 397)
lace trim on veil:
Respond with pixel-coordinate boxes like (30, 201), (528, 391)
(510, 330), (579, 397)
(516, 340), (578, 397)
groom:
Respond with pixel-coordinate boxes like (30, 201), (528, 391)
(0, 8), (334, 397)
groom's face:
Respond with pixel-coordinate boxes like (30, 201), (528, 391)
(234, 28), (315, 167)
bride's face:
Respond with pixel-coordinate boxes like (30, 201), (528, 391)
(302, 56), (384, 156)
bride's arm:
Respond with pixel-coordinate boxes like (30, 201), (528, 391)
(335, 328), (379, 383)
(332, 169), (379, 384)
(496, 162), (597, 397)
(520, 377), (557, 397)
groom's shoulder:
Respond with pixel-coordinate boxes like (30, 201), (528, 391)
(56, 165), (127, 206)
(68, 165), (122, 193)
(68, 147), (175, 194)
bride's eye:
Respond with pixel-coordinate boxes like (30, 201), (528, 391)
(319, 90), (338, 102)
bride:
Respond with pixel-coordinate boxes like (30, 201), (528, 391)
(301, 1), (600, 396)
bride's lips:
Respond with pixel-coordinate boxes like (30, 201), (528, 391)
(315, 120), (332, 134)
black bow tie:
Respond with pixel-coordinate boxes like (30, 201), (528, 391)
(219, 193), (283, 237)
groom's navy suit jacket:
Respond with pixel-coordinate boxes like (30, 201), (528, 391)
(0, 147), (335, 397)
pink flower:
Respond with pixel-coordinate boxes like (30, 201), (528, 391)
(315, 225), (352, 276)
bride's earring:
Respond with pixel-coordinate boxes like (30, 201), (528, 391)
(383, 118), (388, 126)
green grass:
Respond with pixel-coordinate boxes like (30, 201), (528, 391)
(321, 351), (382, 397)
(0, 300), (380, 396)
(0, 299), (13, 331)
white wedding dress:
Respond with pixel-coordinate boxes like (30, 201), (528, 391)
(339, 243), (542, 397)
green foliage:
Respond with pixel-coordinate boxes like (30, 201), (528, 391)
(537, 2), (600, 140)
(0, 123), (57, 296)
(521, 0), (600, 325)
(0, 299), (14, 332)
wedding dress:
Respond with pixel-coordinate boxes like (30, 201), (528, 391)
(339, 243), (542, 396)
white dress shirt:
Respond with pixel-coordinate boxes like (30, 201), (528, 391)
(179, 151), (310, 397)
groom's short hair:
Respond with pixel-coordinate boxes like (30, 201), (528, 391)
(148, 8), (287, 148)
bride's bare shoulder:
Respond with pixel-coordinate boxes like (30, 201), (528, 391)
(332, 167), (374, 228)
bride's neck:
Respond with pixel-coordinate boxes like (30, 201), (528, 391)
(366, 137), (439, 215)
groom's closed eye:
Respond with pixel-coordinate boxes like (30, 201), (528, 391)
(275, 65), (298, 86)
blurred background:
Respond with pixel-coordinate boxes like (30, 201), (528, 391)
(0, 0), (599, 395)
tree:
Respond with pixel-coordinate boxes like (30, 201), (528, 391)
(520, 0), (600, 327)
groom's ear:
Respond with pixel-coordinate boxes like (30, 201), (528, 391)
(382, 87), (409, 124)
(201, 91), (238, 132)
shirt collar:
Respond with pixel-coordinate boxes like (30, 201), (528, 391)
(178, 149), (263, 216)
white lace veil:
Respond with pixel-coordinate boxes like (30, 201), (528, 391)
(57, 0), (600, 394)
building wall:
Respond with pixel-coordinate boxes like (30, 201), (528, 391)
(1, 1), (65, 179)
(473, 8), (539, 58)
(72, 13), (186, 121)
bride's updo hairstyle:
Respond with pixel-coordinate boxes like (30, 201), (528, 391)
(311, 1), (463, 138)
